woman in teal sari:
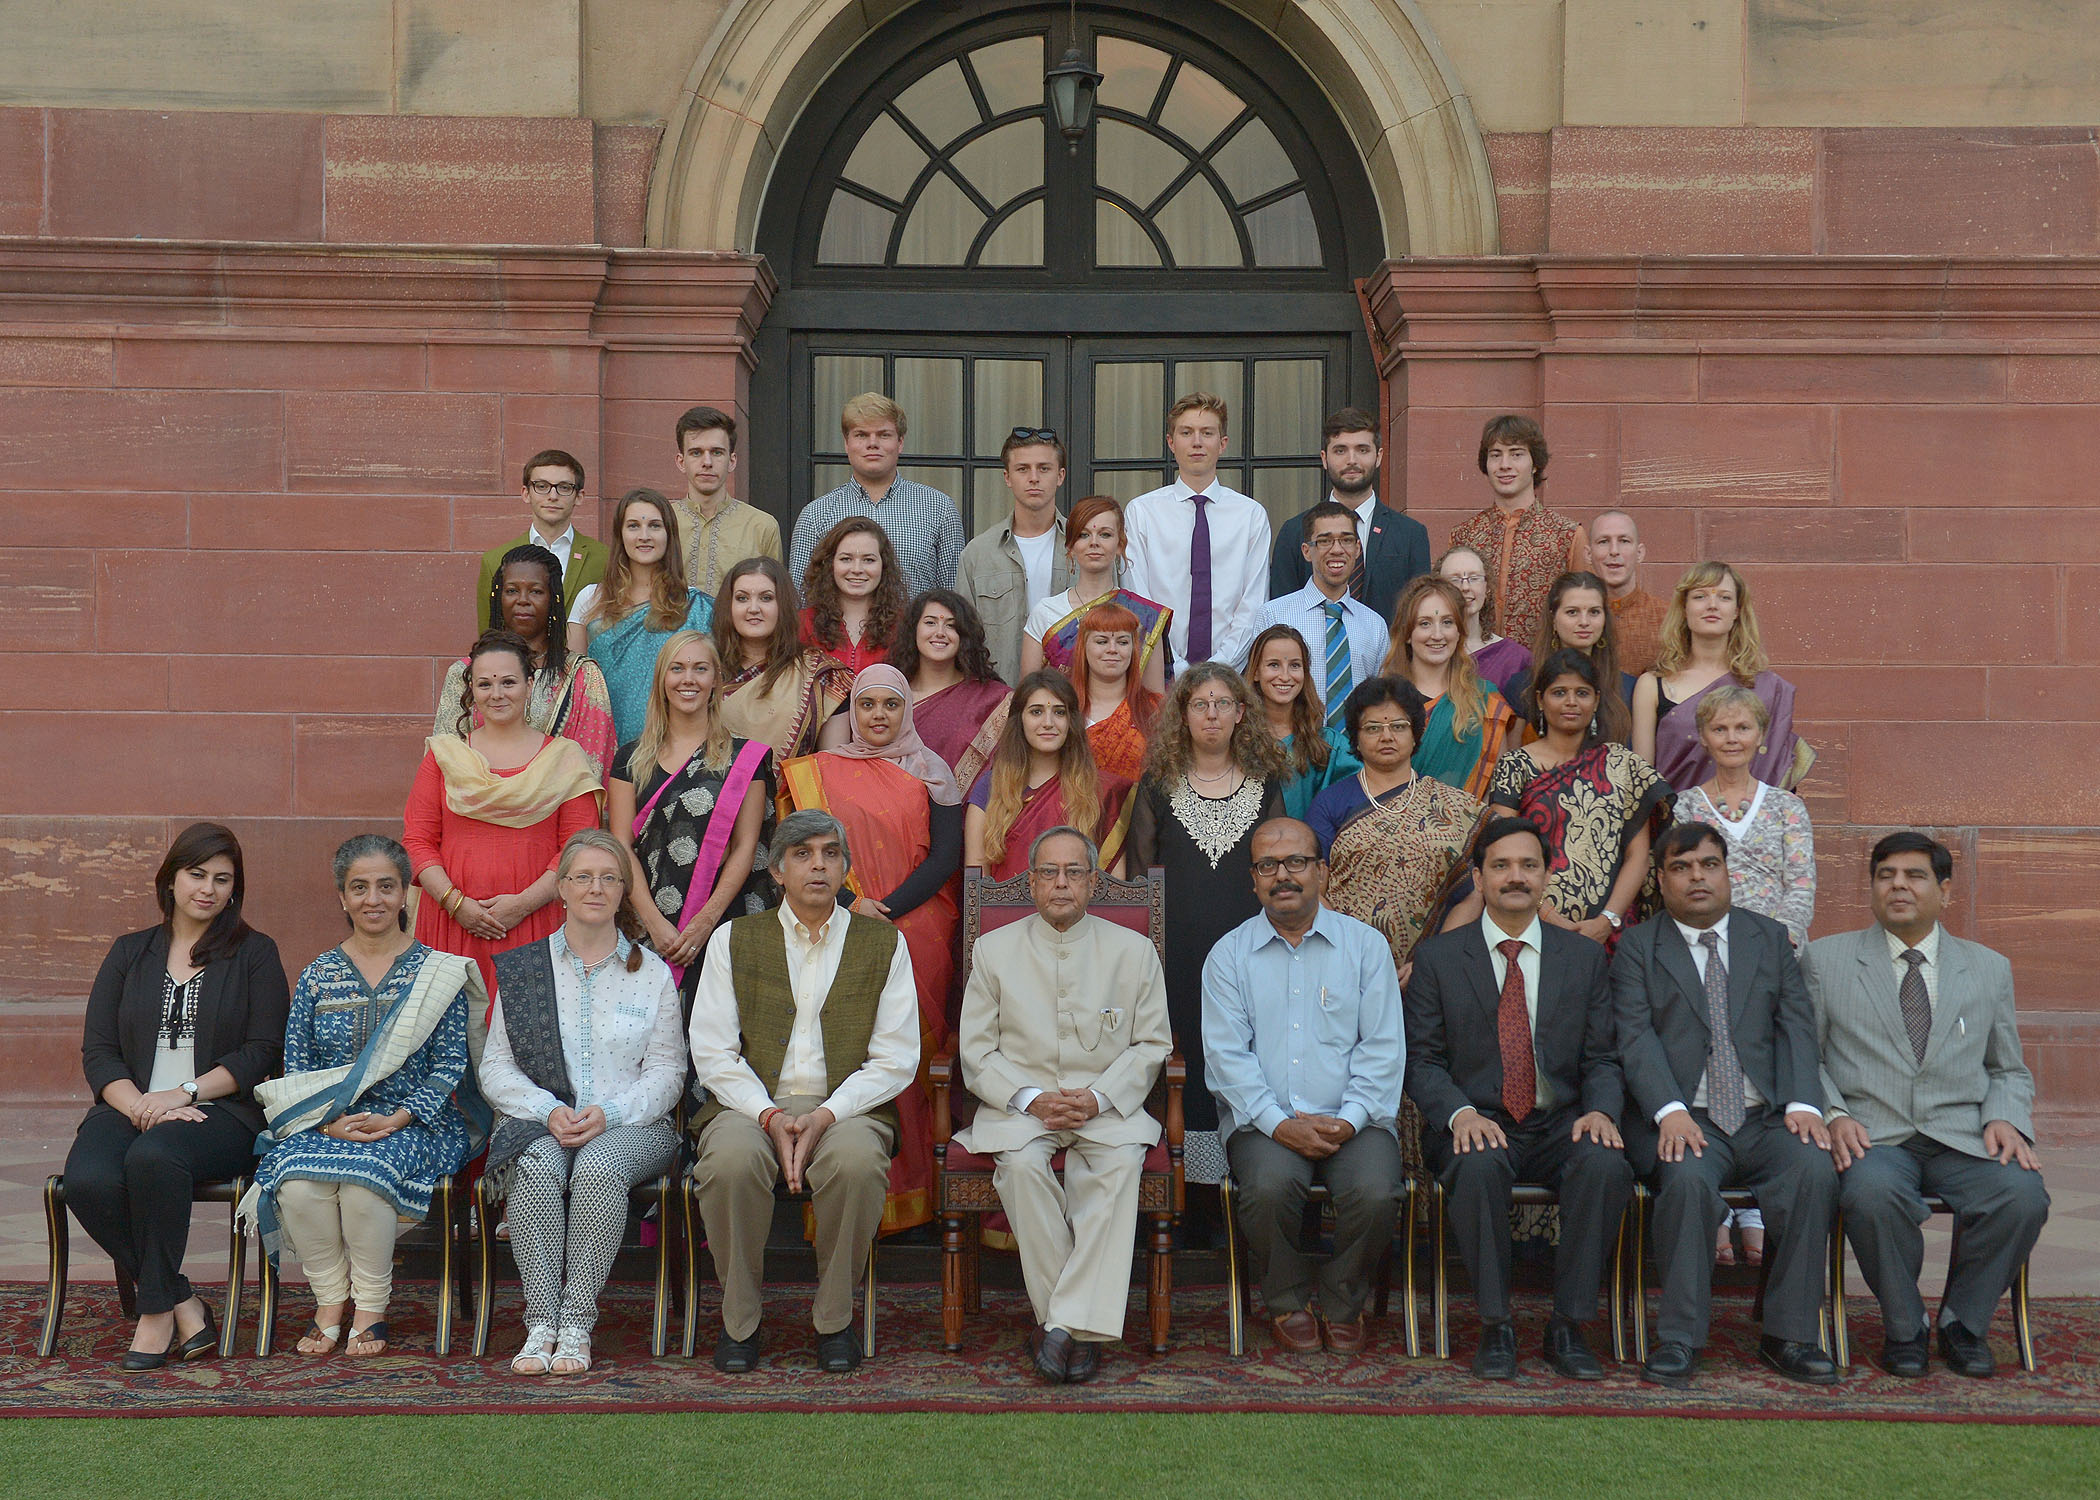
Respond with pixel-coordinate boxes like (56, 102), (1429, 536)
(1380, 574), (1515, 799)
(1245, 622), (1359, 818)
(1019, 494), (1170, 691)
(567, 488), (715, 744)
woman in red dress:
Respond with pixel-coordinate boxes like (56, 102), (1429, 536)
(405, 630), (603, 1004)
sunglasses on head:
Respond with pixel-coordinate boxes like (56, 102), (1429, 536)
(1010, 426), (1059, 443)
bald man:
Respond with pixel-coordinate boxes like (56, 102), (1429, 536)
(1587, 510), (1666, 676)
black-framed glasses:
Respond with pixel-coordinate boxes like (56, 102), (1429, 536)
(1252, 854), (1322, 877)
(1010, 426), (1060, 443)
(527, 480), (581, 499)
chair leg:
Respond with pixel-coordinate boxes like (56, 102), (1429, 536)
(1148, 1210), (1174, 1355)
(1431, 1183), (1449, 1361)
(861, 1236), (877, 1360)
(471, 1176), (496, 1359)
(1829, 1207), (1850, 1371)
(1608, 1203), (1627, 1364)
(2013, 1258), (2037, 1372)
(256, 1242), (280, 1357)
(1401, 1182), (1421, 1359)
(432, 1176), (455, 1358)
(965, 1224), (982, 1312)
(1220, 1176), (1245, 1358)
(939, 1211), (967, 1352)
(649, 1177), (673, 1359)
(220, 1179), (246, 1358)
(681, 1177), (702, 1359)
(1630, 1186), (1650, 1365)
(39, 1176), (68, 1359)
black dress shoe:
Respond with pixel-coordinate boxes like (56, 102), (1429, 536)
(1064, 1339), (1101, 1383)
(1876, 1331), (1929, 1379)
(1471, 1321), (1518, 1380)
(712, 1324), (763, 1374)
(1938, 1322), (1996, 1378)
(814, 1327), (863, 1373)
(1031, 1325), (1074, 1382)
(119, 1338), (174, 1372)
(1759, 1335), (1840, 1386)
(1641, 1340), (1700, 1388)
(175, 1302), (219, 1362)
(1543, 1318), (1604, 1380)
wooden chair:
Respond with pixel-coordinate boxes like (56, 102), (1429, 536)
(927, 865), (1184, 1354)
(40, 1174), (250, 1358)
(1423, 1178), (1632, 1362)
(253, 1174), (465, 1356)
(1828, 1200), (2036, 1372)
(1219, 1174), (1416, 1356)
(1624, 1184), (1830, 1363)
(678, 1177), (881, 1360)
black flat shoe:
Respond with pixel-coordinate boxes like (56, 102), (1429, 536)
(1876, 1331), (1929, 1379)
(1544, 1318), (1605, 1380)
(1641, 1340), (1700, 1388)
(1938, 1322), (1996, 1379)
(815, 1326), (863, 1373)
(1471, 1321), (1517, 1380)
(712, 1324), (763, 1374)
(1064, 1339), (1101, 1384)
(119, 1339), (173, 1372)
(1758, 1335), (1840, 1386)
(175, 1302), (219, 1362)
(1031, 1325), (1074, 1382)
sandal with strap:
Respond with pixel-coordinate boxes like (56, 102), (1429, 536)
(345, 1321), (390, 1358)
(550, 1327), (592, 1376)
(296, 1322), (343, 1357)
(511, 1326), (557, 1376)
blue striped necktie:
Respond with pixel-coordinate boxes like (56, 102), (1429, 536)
(1322, 600), (1351, 729)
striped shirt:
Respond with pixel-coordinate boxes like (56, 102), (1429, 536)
(788, 476), (967, 598)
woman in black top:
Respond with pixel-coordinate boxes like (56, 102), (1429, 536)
(66, 822), (290, 1368)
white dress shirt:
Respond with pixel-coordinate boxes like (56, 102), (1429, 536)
(1122, 476), (1272, 667)
(1470, 912), (1549, 1124)
(531, 525), (576, 575)
(689, 904), (921, 1123)
(1885, 922), (1942, 1012)
(1246, 580), (1389, 689)
(1349, 492), (1377, 534)
(480, 931), (687, 1130)
(1656, 913), (1814, 1124)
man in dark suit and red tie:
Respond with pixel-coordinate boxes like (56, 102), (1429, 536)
(1611, 821), (1839, 1389)
(1404, 816), (1632, 1381)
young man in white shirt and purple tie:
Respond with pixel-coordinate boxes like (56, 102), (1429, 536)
(1122, 393), (1271, 671)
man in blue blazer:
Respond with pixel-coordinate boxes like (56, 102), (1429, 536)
(1268, 408), (1428, 623)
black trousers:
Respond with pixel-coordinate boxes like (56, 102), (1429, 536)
(1227, 1126), (1404, 1322)
(1427, 1106), (1633, 1325)
(64, 1104), (257, 1315)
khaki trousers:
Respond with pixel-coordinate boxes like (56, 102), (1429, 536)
(692, 1096), (893, 1340)
(275, 1178), (402, 1313)
(994, 1133), (1146, 1343)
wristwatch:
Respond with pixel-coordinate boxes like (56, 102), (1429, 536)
(1601, 910), (1623, 932)
(180, 1080), (200, 1103)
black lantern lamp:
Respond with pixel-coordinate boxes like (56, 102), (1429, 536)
(1045, 8), (1101, 155)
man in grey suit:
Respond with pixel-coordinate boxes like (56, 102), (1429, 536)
(1802, 831), (2049, 1379)
(1611, 822), (1839, 1388)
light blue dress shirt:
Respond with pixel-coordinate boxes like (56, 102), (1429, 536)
(1201, 904), (1405, 1140)
(1246, 581), (1390, 695)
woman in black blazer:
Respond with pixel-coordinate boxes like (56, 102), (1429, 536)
(66, 822), (290, 1369)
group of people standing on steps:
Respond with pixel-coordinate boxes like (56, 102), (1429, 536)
(58, 393), (2046, 1390)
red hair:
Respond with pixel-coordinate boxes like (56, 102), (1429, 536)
(1070, 601), (1159, 733)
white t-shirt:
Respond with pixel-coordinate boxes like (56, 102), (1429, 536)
(571, 582), (601, 620)
(1024, 588), (1082, 646)
(1013, 529), (1058, 611)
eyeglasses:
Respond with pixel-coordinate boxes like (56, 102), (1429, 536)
(1030, 864), (1093, 885)
(1357, 718), (1413, 737)
(1443, 571), (1485, 586)
(1188, 696), (1239, 716)
(1009, 426), (1059, 443)
(560, 872), (623, 890)
(528, 480), (581, 499)
(1308, 534), (1361, 551)
(1252, 854), (1321, 876)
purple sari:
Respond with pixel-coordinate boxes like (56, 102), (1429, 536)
(1653, 670), (1803, 790)
(1471, 637), (1532, 702)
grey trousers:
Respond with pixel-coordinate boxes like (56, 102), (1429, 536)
(1838, 1134), (2049, 1341)
(508, 1120), (681, 1333)
(1643, 1106), (1836, 1347)
(1227, 1126), (1403, 1322)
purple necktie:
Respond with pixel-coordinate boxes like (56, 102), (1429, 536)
(1188, 493), (1213, 663)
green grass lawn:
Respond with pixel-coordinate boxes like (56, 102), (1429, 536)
(7, 1412), (2097, 1499)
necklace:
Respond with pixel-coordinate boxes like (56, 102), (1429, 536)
(1191, 765), (1238, 784)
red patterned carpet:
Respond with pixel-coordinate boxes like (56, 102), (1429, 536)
(4, 1281), (2093, 1421)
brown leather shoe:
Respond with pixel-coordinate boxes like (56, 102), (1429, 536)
(1322, 1314), (1367, 1354)
(1271, 1310), (1322, 1353)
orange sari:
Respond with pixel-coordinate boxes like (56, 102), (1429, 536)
(1085, 699), (1148, 870)
(778, 752), (956, 1235)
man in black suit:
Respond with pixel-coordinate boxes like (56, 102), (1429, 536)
(1405, 817), (1632, 1381)
(1269, 407), (1429, 622)
(1611, 821), (1839, 1388)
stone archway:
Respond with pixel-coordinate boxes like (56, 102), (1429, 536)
(647, 0), (1501, 257)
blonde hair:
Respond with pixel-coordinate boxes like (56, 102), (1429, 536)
(1655, 560), (1769, 681)
(557, 830), (644, 971)
(982, 671), (1101, 867)
(1382, 575), (1492, 741)
(840, 391), (907, 440)
(1143, 662), (1288, 786)
(1436, 544), (1498, 632)
(1694, 681), (1771, 734)
(588, 488), (694, 632)
(1166, 391), (1229, 436)
(628, 630), (732, 785)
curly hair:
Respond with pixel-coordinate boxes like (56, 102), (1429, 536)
(1244, 623), (1329, 778)
(585, 488), (694, 633)
(487, 543), (569, 678)
(454, 629), (536, 739)
(802, 516), (906, 654)
(889, 588), (1001, 684)
(1382, 575), (1495, 743)
(1654, 560), (1769, 682)
(1526, 571), (1629, 744)
(1070, 601), (1161, 736)
(1144, 662), (1287, 786)
(981, 670), (1102, 867)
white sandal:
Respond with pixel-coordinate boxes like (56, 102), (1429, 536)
(550, 1327), (592, 1375)
(511, 1325), (557, 1375)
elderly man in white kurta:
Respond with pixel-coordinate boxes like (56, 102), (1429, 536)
(956, 825), (1172, 1384)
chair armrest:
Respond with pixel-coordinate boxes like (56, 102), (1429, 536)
(929, 1050), (956, 1146)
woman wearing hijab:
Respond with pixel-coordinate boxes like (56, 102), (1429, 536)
(777, 664), (962, 1233)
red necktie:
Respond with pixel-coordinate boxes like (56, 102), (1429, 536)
(1496, 938), (1535, 1124)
